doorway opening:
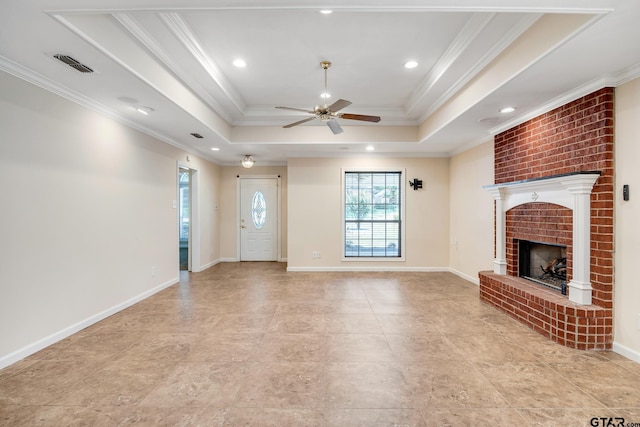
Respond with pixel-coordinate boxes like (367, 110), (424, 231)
(179, 167), (190, 270)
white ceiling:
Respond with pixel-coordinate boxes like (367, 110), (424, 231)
(1, 0), (639, 166)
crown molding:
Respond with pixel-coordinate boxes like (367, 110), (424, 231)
(39, 1), (615, 15)
(418, 13), (541, 122)
(114, 12), (236, 124)
(0, 54), (225, 164)
(448, 134), (493, 157)
(159, 12), (247, 115)
(490, 62), (640, 136)
(406, 12), (496, 115)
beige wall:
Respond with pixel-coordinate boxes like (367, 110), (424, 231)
(287, 157), (450, 270)
(3, 62), (638, 367)
(0, 71), (221, 367)
(449, 141), (495, 283)
(614, 77), (640, 362)
(219, 165), (288, 261)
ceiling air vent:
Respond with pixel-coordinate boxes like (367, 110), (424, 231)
(190, 133), (204, 139)
(53, 54), (94, 73)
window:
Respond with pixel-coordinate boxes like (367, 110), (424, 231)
(344, 171), (402, 258)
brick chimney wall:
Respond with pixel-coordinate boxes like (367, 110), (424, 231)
(495, 87), (614, 308)
(479, 87), (614, 350)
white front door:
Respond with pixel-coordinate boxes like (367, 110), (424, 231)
(240, 177), (278, 261)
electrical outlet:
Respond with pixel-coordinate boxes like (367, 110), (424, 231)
(637, 313), (640, 330)
(312, 251), (321, 259)
(151, 266), (157, 277)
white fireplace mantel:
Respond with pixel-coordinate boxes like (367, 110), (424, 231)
(484, 172), (601, 305)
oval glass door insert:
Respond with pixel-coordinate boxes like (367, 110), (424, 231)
(251, 191), (267, 229)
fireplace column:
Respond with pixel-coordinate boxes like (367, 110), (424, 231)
(563, 175), (596, 305)
(490, 188), (507, 275)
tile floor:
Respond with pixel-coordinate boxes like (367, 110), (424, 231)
(1, 262), (639, 426)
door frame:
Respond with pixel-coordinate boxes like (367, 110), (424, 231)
(177, 161), (201, 272)
(236, 174), (281, 261)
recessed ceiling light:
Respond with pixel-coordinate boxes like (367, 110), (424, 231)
(210, 147), (220, 151)
(320, 10), (333, 14)
(320, 92), (331, 99)
(136, 106), (154, 115)
(366, 145), (375, 151)
(404, 61), (418, 69)
(500, 106), (516, 113)
(233, 59), (246, 68)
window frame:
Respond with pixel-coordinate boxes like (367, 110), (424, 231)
(341, 168), (406, 262)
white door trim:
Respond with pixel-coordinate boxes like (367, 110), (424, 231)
(236, 174), (281, 261)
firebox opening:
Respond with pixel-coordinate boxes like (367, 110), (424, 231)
(518, 240), (567, 295)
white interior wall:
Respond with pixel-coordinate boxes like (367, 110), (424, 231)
(0, 71), (221, 368)
(190, 161), (222, 271)
(449, 141), (495, 283)
(613, 77), (640, 362)
(287, 157), (450, 270)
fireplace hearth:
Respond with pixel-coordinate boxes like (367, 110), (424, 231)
(519, 240), (567, 295)
(480, 171), (610, 350)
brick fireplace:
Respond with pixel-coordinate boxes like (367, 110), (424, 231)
(479, 88), (614, 350)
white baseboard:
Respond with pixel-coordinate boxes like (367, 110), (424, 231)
(195, 258), (287, 272)
(612, 341), (640, 364)
(448, 267), (480, 285)
(286, 266), (450, 272)
(198, 258), (221, 271)
(0, 277), (178, 370)
(285, 265), (479, 286)
(216, 258), (286, 263)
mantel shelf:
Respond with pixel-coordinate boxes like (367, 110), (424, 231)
(484, 172), (601, 211)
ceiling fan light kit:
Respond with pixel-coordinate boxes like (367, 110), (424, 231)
(276, 61), (381, 134)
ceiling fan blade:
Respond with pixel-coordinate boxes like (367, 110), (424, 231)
(326, 118), (344, 134)
(339, 113), (381, 123)
(328, 98), (352, 112)
(283, 116), (316, 128)
(275, 106), (315, 114)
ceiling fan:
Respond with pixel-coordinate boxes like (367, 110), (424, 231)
(275, 61), (381, 134)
